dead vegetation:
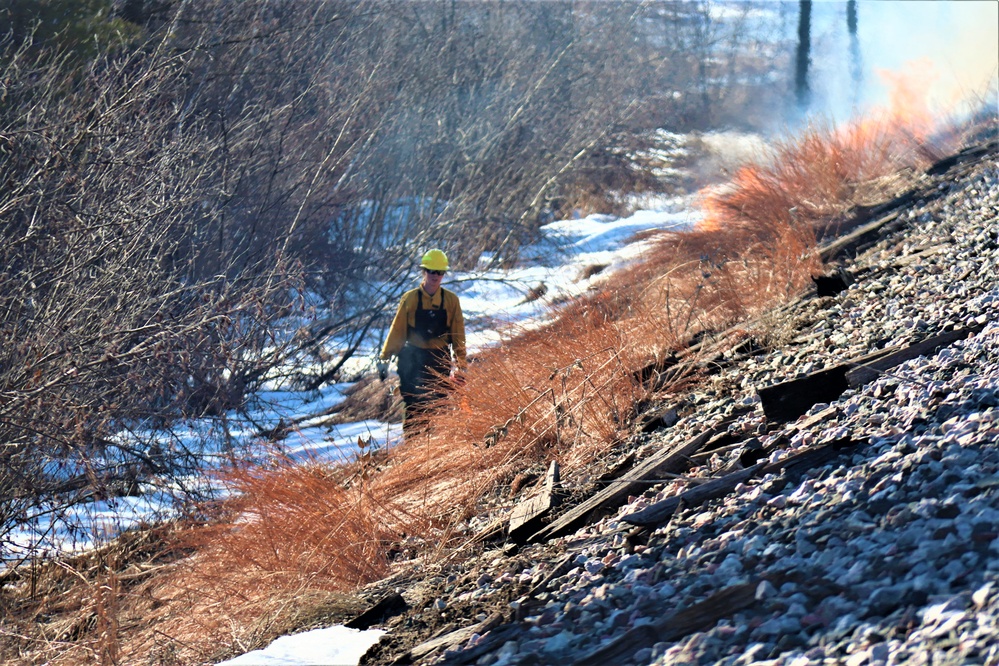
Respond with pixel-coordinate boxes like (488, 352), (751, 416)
(697, 117), (940, 237)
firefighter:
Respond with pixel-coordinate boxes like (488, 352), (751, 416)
(378, 249), (466, 433)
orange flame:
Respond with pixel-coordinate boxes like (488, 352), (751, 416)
(696, 59), (948, 233)
(869, 58), (940, 143)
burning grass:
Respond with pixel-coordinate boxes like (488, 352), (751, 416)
(697, 116), (941, 235)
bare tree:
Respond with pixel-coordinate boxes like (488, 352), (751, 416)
(795, 0), (813, 111)
(0, 24), (301, 550)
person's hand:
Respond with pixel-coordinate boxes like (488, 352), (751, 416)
(377, 360), (389, 382)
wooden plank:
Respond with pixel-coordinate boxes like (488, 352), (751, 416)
(623, 437), (863, 528)
(437, 624), (523, 665)
(845, 325), (985, 387)
(758, 365), (851, 424)
(758, 337), (937, 424)
(818, 209), (903, 263)
(408, 612), (504, 661)
(508, 461), (561, 543)
(528, 422), (735, 544)
(572, 582), (758, 666)
(812, 267), (854, 297)
(817, 139), (997, 265)
(345, 592), (408, 630)
(925, 139), (997, 176)
(470, 517), (507, 545)
(526, 552), (577, 597)
(622, 462), (764, 527)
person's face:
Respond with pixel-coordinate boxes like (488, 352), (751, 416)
(422, 267), (445, 292)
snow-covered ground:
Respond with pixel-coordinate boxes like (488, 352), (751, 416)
(215, 625), (386, 666)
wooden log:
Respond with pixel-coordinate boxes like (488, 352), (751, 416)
(527, 423), (731, 544)
(572, 582), (758, 666)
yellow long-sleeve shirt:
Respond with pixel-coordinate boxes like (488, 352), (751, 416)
(380, 287), (466, 367)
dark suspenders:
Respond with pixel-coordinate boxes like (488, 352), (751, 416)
(410, 290), (450, 346)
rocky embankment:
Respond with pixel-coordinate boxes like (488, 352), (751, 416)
(359, 142), (999, 666)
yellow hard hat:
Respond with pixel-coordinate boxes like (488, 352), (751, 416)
(420, 249), (449, 271)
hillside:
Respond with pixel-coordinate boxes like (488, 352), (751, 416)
(346, 141), (999, 666)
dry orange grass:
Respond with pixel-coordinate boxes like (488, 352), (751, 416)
(37, 113), (946, 663)
(698, 117), (935, 235)
(187, 462), (401, 593)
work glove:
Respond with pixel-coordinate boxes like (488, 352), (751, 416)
(377, 360), (389, 382)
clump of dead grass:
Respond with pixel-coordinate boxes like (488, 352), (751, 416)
(0, 524), (188, 666)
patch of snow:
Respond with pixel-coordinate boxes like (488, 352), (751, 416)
(215, 625), (385, 666)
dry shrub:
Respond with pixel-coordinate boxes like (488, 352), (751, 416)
(189, 462), (401, 593)
(0, 563), (123, 666)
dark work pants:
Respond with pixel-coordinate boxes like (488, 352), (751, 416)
(397, 344), (451, 432)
